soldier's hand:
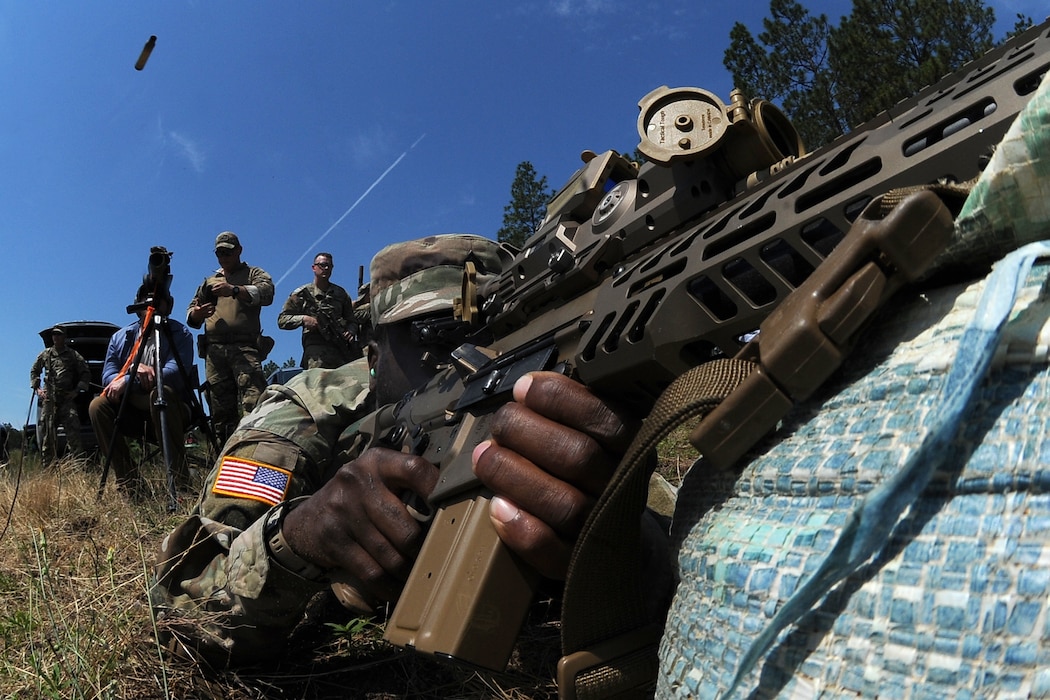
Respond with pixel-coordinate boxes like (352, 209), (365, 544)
(302, 316), (319, 331)
(211, 281), (235, 298)
(472, 371), (634, 580)
(35, 388), (46, 400)
(189, 302), (216, 323)
(281, 446), (439, 603)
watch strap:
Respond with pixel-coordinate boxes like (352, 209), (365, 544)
(264, 498), (328, 581)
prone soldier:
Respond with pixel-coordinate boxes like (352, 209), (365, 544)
(154, 235), (509, 661)
(151, 234), (645, 668)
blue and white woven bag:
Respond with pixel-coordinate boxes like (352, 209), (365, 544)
(660, 74), (1050, 699)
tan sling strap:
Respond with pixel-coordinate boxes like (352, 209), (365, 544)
(558, 357), (756, 699)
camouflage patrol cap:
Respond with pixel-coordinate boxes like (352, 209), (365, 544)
(51, 326), (66, 335)
(370, 234), (505, 326)
(215, 231), (240, 250)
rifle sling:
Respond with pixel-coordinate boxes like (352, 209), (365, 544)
(559, 357), (756, 699)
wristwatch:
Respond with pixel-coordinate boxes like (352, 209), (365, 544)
(263, 497), (328, 581)
(231, 285), (240, 298)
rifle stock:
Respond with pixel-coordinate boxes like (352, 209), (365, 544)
(336, 21), (1050, 671)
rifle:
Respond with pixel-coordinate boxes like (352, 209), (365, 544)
(342, 21), (1050, 675)
(294, 287), (359, 356)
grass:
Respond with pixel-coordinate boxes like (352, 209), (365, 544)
(0, 434), (700, 699)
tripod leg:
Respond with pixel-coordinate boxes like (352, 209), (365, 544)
(96, 311), (156, 501)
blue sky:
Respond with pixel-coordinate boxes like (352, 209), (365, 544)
(0, 1), (1044, 427)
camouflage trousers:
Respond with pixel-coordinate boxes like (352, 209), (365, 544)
(39, 394), (81, 463)
(204, 341), (267, 444)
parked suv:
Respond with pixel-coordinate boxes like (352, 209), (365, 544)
(28, 320), (119, 454)
(265, 366), (304, 386)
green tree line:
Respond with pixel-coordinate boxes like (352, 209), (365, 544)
(724, 0), (1032, 149)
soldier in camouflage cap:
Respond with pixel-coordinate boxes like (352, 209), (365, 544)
(369, 233), (505, 326)
(154, 233), (512, 664)
(277, 252), (362, 370)
(366, 234), (508, 404)
(30, 326), (91, 464)
(186, 231), (275, 445)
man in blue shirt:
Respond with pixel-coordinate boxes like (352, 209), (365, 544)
(90, 283), (196, 496)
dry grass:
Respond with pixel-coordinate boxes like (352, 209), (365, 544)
(0, 451), (564, 699)
(654, 425), (699, 488)
(0, 432), (698, 700)
(0, 453), (165, 699)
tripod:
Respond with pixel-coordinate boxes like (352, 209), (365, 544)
(96, 301), (217, 512)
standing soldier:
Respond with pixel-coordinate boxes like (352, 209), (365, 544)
(30, 326), (91, 463)
(187, 231), (275, 445)
(277, 252), (361, 369)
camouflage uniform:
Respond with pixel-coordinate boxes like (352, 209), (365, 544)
(152, 234), (506, 665)
(30, 329), (90, 462)
(277, 281), (360, 369)
(187, 232), (275, 444)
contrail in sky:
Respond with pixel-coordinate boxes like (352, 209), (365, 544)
(277, 133), (427, 287)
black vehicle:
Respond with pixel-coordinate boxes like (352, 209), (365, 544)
(28, 320), (119, 454)
(266, 366), (304, 386)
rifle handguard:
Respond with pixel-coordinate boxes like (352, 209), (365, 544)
(691, 190), (955, 470)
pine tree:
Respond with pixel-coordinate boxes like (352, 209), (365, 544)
(724, 0), (997, 150)
(262, 357), (297, 378)
(724, 0), (846, 149)
(497, 161), (553, 249)
(830, 0), (993, 129)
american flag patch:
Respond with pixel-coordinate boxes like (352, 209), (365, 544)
(212, 455), (291, 506)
